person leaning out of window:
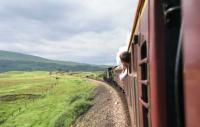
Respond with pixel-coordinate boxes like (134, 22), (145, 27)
(119, 51), (131, 80)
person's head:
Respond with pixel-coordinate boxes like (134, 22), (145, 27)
(119, 51), (131, 68)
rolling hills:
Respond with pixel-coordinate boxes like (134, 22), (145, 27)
(0, 50), (107, 72)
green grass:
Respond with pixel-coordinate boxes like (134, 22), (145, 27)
(67, 71), (104, 80)
(0, 71), (96, 127)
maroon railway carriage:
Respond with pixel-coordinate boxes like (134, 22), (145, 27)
(111, 0), (200, 127)
(113, 66), (125, 90)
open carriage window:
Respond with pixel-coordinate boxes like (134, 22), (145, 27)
(128, 51), (132, 74)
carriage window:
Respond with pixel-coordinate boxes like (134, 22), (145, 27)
(141, 63), (147, 80)
(129, 51), (132, 73)
(139, 39), (150, 127)
(143, 106), (149, 127)
(142, 84), (148, 103)
(141, 41), (147, 59)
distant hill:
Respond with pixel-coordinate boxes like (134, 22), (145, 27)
(0, 50), (107, 72)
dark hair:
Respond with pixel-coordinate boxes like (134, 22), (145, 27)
(120, 51), (131, 63)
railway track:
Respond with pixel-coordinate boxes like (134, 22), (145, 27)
(72, 79), (131, 127)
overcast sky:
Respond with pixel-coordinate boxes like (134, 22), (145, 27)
(0, 0), (138, 65)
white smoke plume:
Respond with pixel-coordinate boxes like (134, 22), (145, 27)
(115, 3), (138, 65)
(116, 34), (130, 65)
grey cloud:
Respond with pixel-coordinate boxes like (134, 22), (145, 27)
(0, 0), (69, 21)
(0, 0), (137, 64)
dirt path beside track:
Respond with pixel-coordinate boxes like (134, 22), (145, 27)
(72, 79), (131, 127)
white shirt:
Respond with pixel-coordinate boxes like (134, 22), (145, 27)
(119, 69), (128, 80)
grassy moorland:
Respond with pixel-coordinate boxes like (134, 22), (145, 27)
(67, 71), (104, 81)
(0, 71), (96, 127)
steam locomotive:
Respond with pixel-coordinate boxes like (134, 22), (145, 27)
(104, 0), (200, 127)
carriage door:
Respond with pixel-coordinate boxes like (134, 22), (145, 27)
(137, 1), (151, 127)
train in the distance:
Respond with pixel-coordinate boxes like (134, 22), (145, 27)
(104, 0), (200, 127)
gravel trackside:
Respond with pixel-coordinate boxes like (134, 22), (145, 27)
(72, 79), (131, 127)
